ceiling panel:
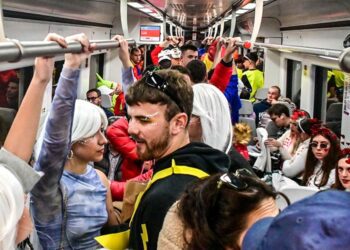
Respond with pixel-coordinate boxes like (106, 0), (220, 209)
(145, 0), (243, 29)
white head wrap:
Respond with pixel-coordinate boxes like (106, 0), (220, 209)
(71, 99), (108, 143)
(35, 99), (108, 160)
(192, 84), (232, 153)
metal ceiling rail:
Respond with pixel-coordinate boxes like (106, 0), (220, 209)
(235, 40), (350, 73)
(0, 39), (136, 63)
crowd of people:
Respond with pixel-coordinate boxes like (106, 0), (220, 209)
(0, 32), (349, 250)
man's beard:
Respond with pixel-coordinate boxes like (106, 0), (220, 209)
(137, 129), (171, 161)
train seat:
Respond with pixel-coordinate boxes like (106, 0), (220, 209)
(326, 102), (343, 122)
(239, 99), (254, 117)
(254, 88), (268, 102)
(276, 186), (318, 210)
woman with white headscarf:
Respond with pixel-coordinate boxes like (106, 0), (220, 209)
(31, 34), (118, 249)
(189, 83), (253, 172)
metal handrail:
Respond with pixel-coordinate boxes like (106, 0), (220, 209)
(0, 38), (136, 62)
(235, 41), (350, 72)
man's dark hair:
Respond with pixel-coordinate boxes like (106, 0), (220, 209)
(130, 47), (140, 55)
(126, 69), (193, 126)
(180, 44), (198, 54)
(244, 52), (258, 63)
(267, 103), (290, 117)
(171, 65), (191, 78)
(186, 60), (207, 84)
(86, 88), (101, 97)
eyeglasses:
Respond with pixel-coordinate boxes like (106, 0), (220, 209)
(310, 141), (330, 149)
(87, 96), (100, 102)
(145, 71), (184, 112)
(217, 169), (255, 191)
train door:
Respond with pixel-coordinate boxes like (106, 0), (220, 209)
(286, 59), (302, 108)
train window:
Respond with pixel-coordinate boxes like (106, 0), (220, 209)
(0, 66), (35, 146)
(286, 59), (302, 108)
(90, 54), (105, 89)
(52, 61), (64, 97)
(313, 66), (328, 121)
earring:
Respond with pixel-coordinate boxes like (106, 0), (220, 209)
(67, 150), (74, 160)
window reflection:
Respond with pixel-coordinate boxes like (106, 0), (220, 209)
(0, 70), (19, 110)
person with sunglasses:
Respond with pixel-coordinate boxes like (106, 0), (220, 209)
(281, 118), (321, 181)
(158, 170), (279, 250)
(121, 69), (230, 249)
(332, 148), (350, 191)
(301, 126), (339, 189)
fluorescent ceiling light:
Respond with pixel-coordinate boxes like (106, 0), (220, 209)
(278, 49), (293, 53)
(243, 3), (256, 9)
(236, 9), (249, 14)
(140, 8), (153, 13)
(319, 55), (338, 61)
(127, 2), (144, 8)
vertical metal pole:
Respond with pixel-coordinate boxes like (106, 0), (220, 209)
(0, 0), (6, 41)
(219, 18), (225, 37)
(170, 23), (174, 37)
(163, 13), (167, 39)
(120, 0), (129, 38)
(212, 23), (218, 38)
(208, 27), (212, 37)
(229, 10), (237, 37)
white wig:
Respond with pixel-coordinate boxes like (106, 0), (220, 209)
(192, 84), (232, 153)
(71, 99), (108, 143)
(0, 166), (24, 250)
(35, 99), (108, 160)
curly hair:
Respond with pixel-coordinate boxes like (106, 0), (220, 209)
(233, 123), (252, 145)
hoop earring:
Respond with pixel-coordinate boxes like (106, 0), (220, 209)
(67, 150), (74, 160)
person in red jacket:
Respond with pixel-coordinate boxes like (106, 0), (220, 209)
(106, 117), (144, 181)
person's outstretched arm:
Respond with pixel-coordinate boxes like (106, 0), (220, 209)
(4, 34), (67, 162)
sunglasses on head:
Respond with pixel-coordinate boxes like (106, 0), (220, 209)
(217, 169), (256, 190)
(310, 141), (330, 149)
(145, 71), (184, 113)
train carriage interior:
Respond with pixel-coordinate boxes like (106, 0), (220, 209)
(0, 0), (350, 249)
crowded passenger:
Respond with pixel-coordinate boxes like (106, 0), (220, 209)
(267, 103), (291, 138)
(180, 44), (199, 66)
(253, 86), (281, 125)
(265, 109), (310, 160)
(86, 88), (115, 118)
(241, 52), (264, 102)
(333, 148), (350, 191)
(281, 118), (319, 180)
(31, 33), (119, 249)
(158, 172), (279, 249)
(130, 47), (143, 80)
(301, 126), (339, 189)
(0, 33), (60, 250)
(123, 69), (230, 249)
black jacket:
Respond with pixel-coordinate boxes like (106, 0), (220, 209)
(129, 142), (230, 250)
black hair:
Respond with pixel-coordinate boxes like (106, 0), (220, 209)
(180, 44), (198, 53)
(267, 103), (290, 117)
(186, 60), (207, 83)
(86, 88), (101, 96)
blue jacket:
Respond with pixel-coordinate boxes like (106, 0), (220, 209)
(224, 74), (242, 124)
